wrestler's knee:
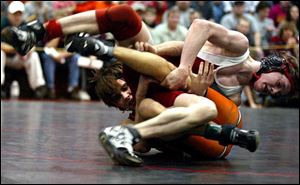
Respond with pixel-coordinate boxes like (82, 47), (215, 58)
(196, 97), (217, 118)
(138, 98), (166, 119)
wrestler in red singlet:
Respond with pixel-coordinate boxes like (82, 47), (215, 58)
(123, 55), (243, 159)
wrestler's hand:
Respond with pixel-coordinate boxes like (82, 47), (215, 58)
(134, 41), (157, 54)
(188, 61), (214, 96)
(161, 67), (189, 90)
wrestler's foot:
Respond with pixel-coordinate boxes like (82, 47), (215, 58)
(220, 125), (260, 152)
(98, 125), (143, 167)
(1, 20), (45, 56)
(64, 33), (116, 66)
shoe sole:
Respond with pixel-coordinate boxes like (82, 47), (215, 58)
(98, 132), (143, 167)
(248, 130), (260, 152)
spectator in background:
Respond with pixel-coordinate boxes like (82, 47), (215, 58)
(270, 22), (299, 60)
(73, 1), (118, 14)
(152, 7), (188, 44)
(51, 1), (76, 19)
(223, 1), (260, 14)
(40, 38), (81, 100)
(221, 1), (263, 59)
(1, 1), (8, 16)
(39, 2), (86, 100)
(142, 6), (158, 29)
(212, 1), (225, 23)
(126, 1), (168, 25)
(191, 1), (214, 22)
(163, 1), (194, 28)
(278, 4), (299, 36)
(189, 10), (202, 28)
(269, 1), (291, 27)
(244, 1), (260, 14)
(24, 1), (53, 23)
(131, 1), (146, 17)
(1, 1), (47, 99)
(147, 1), (169, 25)
(254, 1), (276, 48)
(236, 17), (255, 46)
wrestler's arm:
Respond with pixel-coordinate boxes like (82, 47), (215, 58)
(113, 47), (176, 82)
(163, 19), (249, 90)
(154, 41), (184, 57)
(134, 41), (184, 56)
(180, 19), (249, 70)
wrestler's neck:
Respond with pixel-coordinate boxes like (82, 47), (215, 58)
(237, 56), (261, 85)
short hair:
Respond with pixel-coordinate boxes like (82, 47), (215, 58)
(90, 61), (124, 107)
(166, 6), (180, 18)
(279, 22), (297, 38)
(232, 1), (245, 7)
(255, 1), (271, 13)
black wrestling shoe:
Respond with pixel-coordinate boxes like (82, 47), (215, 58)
(64, 33), (116, 67)
(220, 125), (260, 152)
(1, 20), (45, 56)
(98, 125), (143, 167)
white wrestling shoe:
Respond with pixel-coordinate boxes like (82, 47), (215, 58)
(99, 125), (143, 167)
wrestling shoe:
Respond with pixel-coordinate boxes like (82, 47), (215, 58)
(64, 33), (116, 67)
(1, 20), (45, 56)
(220, 125), (260, 152)
(98, 125), (143, 167)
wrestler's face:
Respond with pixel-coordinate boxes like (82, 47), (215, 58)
(115, 79), (135, 111)
(253, 72), (291, 96)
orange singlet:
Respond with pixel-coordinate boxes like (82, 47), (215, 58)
(183, 87), (243, 159)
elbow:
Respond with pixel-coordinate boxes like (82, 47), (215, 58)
(239, 33), (250, 54)
(190, 19), (211, 33)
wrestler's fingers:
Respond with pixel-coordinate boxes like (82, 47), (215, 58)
(209, 63), (214, 76)
(198, 61), (204, 76)
(135, 42), (143, 51)
(144, 43), (149, 52)
(188, 65), (196, 79)
(140, 42), (145, 51)
(134, 42), (140, 50)
(203, 61), (210, 76)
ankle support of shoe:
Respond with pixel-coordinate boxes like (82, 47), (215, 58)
(125, 125), (141, 145)
(219, 125), (235, 146)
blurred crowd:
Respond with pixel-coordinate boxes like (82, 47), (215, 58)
(1, 1), (299, 108)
